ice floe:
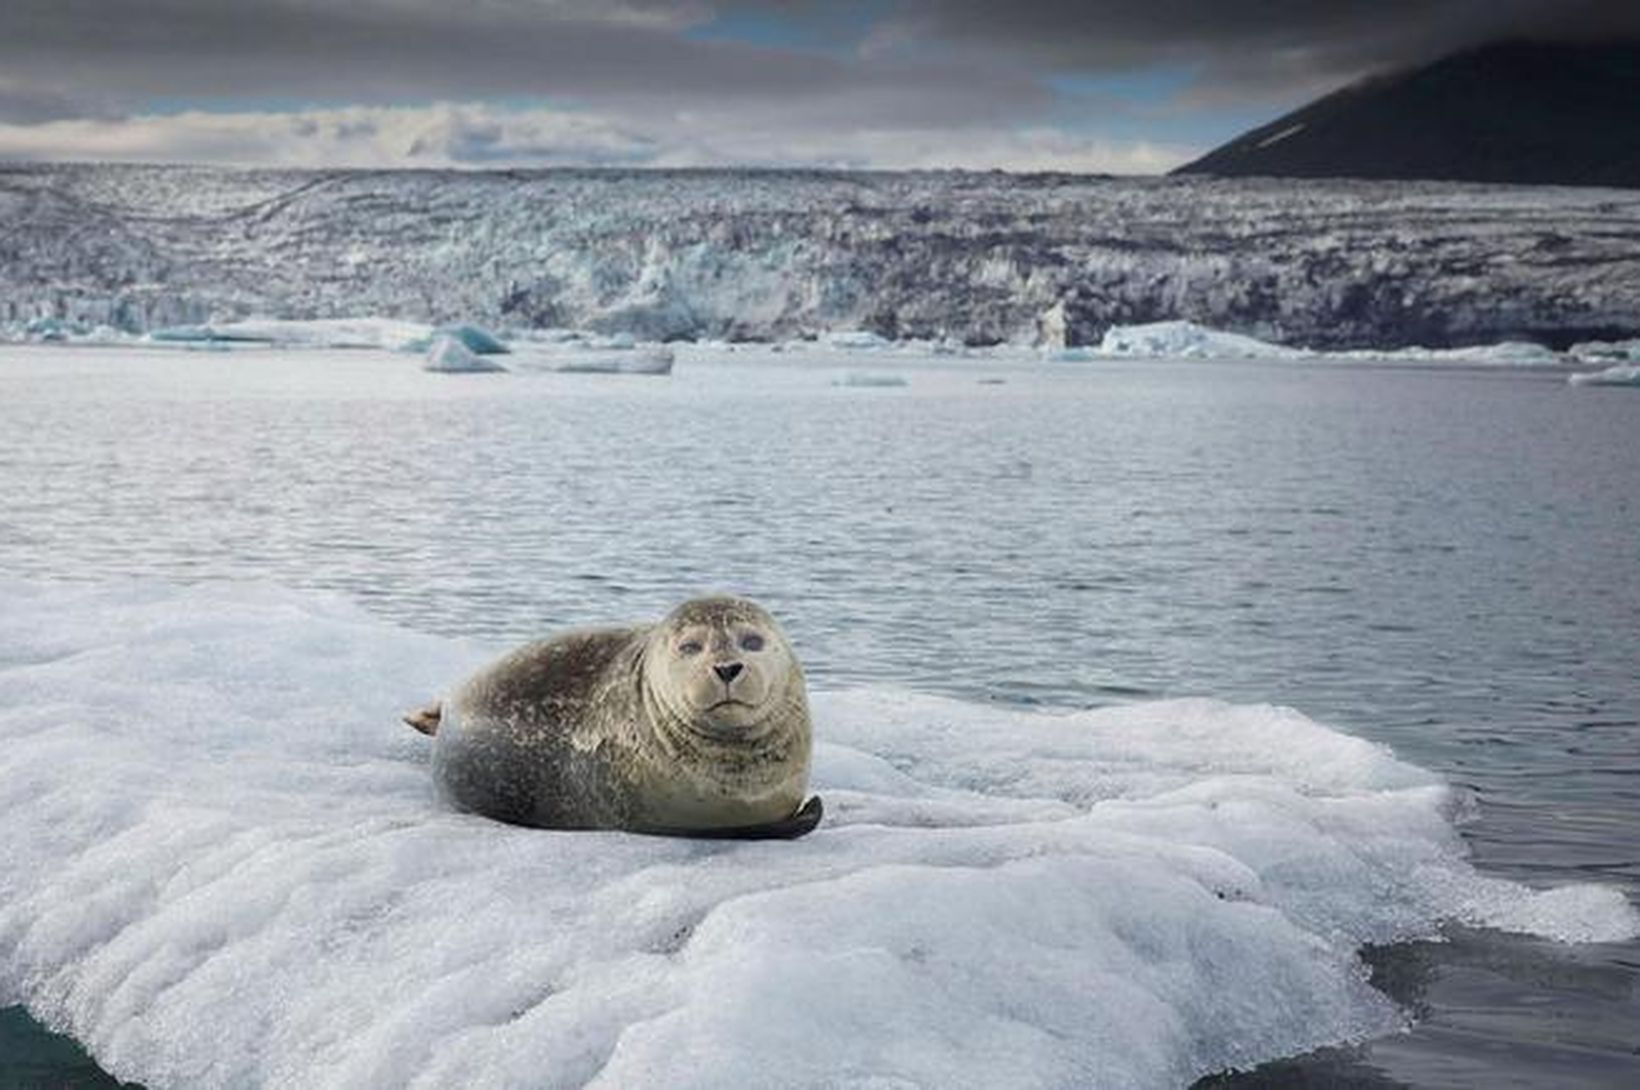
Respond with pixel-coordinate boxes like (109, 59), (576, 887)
(832, 371), (909, 387)
(1, 581), (1633, 1090)
(1087, 321), (1567, 366)
(423, 334), (508, 374)
(1097, 321), (1303, 360)
(1568, 363), (1640, 386)
(506, 345), (675, 375)
(1568, 339), (1640, 366)
(147, 318), (433, 352)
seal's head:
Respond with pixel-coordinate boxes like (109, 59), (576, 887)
(645, 596), (804, 738)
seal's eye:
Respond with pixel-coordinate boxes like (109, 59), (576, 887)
(678, 640), (704, 656)
(739, 633), (765, 652)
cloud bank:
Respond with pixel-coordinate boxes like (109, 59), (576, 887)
(0, 1), (1632, 170)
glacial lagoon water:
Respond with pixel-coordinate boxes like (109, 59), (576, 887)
(0, 343), (1636, 1088)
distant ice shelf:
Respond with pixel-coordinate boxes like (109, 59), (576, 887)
(1, 580), (1633, 1090)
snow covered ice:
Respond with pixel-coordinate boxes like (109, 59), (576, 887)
(0, 581), (1634, 1090)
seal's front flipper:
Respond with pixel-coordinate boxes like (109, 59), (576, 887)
(404, 702), (443, 736)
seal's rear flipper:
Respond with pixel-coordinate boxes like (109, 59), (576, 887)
(767, 794), (824, 839)
(404, 702), (443, 736)
(666, 795), (824, 841)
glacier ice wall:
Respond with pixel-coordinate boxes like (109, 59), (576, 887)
(1, 164), (1638, 351)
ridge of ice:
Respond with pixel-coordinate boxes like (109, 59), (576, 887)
(1, 581), (1633, 1090)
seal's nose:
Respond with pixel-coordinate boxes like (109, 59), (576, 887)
(713, 662), (744, 684)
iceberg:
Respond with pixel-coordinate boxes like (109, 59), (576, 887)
(423, 334), (507, 374)
(148, 318), (433, 352)
(1352, 340), (1563, 367)
(0, 581), (1633, 1090)
(402, 324), (511, 356)
(819, 330), (894, 351)
(1096, 321), (1303, 360)
(1568, 339), (1640, 364)
(832, 371), (908, 387)
(1568, 363), (1640, 386)
(506, 345), (674, 375)
(1083, 322), (1566, 367)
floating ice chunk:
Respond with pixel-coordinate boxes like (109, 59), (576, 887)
(1043, 346), (1096, 362)
(1090, 323), (1566, 366)
(426, 323), (509, 355)
(0, 582), (1633, 1090)
(832, 371), (908, 387)
(147, 323), (268, 345)
(1568, 363), (1640, 386)
(504, 327), (591, 346)
(423, 334), (507, 373)
(506, 345), (674, 375)
(1098, 321), (1302, 359)
(1360, 340), (1562, 366)
(148, 318), (433, 352)
(820, 329), (894, 351)
(1568, 339), (1640, 364)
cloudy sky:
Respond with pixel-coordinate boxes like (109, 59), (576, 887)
(0, 0), (1632, 172)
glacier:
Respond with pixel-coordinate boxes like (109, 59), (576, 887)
(1, 580), (1633, 1090)
(1, 164), (1637, 352)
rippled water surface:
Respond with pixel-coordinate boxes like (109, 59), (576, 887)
(1, 344), (1636, 1088)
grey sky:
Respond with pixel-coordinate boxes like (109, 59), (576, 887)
(0, 1), (1631, 170)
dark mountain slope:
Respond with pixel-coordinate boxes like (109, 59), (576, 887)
(1176, 41), (1640, 188)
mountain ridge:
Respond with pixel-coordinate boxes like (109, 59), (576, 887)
(1175, 40), (1640, 188)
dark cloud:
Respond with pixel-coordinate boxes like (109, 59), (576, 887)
(877, 0), (1640, 95)
(4, 1), (1633, 123)
(0, 1), (1040, 128)
(1, 1), (1634, 169)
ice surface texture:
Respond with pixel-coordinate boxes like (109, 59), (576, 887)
(0, 581), (1633, 1090)
(2, 164), (1637, 351)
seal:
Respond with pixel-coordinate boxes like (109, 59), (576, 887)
(403, 596), (818, 838)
